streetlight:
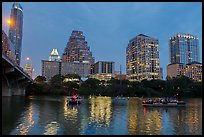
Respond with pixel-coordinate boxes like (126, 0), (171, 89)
(7, 20), (11, 24)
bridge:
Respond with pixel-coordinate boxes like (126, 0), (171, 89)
(2, 52), (34, 96)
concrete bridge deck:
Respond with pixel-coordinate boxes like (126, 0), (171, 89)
(2, 52), (34, 96)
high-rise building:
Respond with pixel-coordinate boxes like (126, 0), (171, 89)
(126, 34), (160, 81)
(49, 48), (61, 61)
(2, 30), (16, 63)
(42, 60), (61, 81)
(62, 30), (95, 64)
(169, 33), (199, 64)
(90, 61), (115, 81)
(8, 3), (23, 66)
(24, 57), (33, 78)
(167, 33), (201, 81)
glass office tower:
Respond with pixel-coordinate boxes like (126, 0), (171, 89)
(169, 33), (199, 64)
(8, 2), (23, 66)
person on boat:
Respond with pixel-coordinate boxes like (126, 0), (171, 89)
(71, 94), (77, 100)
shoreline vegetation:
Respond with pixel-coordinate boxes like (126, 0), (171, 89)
(26, 74), (202, 98)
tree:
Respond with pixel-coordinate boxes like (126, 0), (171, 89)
(34, 75), (46, 84)
(63, 81), (79, 95)
(49, 74), (64, 94)
(79, 78), (100, 95)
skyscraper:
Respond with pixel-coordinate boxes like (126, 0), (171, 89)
(24, 57), (33, 78)
(8, 2), (23, 66)
(169, 33), (199, 64)
(62, 30), (95, 64)
(167, 33), (201, 80)
(49, 48), (61, 61)
(126, 34), (160, 81)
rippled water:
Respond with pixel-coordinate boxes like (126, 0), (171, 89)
(2, 96), (202, 135)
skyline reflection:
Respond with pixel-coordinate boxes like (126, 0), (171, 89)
(2, 96), (202, 135)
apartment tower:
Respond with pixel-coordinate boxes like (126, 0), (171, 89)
(126, 34), (160, 81)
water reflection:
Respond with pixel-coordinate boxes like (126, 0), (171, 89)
(63, 97), (79, 121)
(43, 121), (60, 135)
(89, 96), (112, 127)
(2, 96), (202, 135)
(15, 102), (35, 135)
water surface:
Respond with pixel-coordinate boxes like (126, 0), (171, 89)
(2, 96), (202, 135)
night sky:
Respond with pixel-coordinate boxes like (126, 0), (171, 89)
(2, 2), (202, 79)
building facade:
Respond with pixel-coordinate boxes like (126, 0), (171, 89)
(61, 61), (90, 78)
(167, 62), (202, 82)
(24, 57), (33, 78)
(169, 33), (199, 64)
(184, 62), (202, 82)
(41, 60), (61, 81)
(2, 30), (16, 63)
(8, 3), (23, 66)
(90, 61), (115, 81)
(167, 33), (201, 82)
(167, 63), (184, 78)
(49, 48), (61, 61)
(126, 34), (160, 81)
(62, 30), (95, 64)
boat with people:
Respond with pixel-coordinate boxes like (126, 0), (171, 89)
(67, 94), (82, 104)
(142, 97), (186, 107)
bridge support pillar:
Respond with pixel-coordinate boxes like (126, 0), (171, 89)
(2, 75), (12, 96)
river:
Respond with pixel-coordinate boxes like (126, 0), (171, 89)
(2, 96), (202, 135)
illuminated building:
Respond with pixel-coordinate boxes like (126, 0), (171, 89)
(24, 57), (33, 78)
(184, 62), (202, 82)
(42, 50), (91, 81)
(167, 62), (202, 82)
(89, 61), (115, 81)
(62, 30), (95, 64)
(8, 3), (23, 66)
(41, 60), (61, 81)
(126, 34), (160, 81)
(167, 33), (201, 82)
(49, 48), (61, 61)
(61, 61), (90, 78)
(2, 30), (16, 63)
(169, 33), (199, 64)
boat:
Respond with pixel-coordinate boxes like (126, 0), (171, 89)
(142, 98), (186, 107)
(67, 95), (82, 104)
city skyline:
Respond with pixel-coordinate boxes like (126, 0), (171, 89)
(2, 2), (202, 79)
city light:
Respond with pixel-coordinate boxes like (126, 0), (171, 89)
(7, 19), (11, 24)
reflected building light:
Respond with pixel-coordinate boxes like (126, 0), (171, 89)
(43, 121), (60, 135)
(89, 97), (112, 126)
(63, 97), (78, 120)
(16, 103), (34, 135)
